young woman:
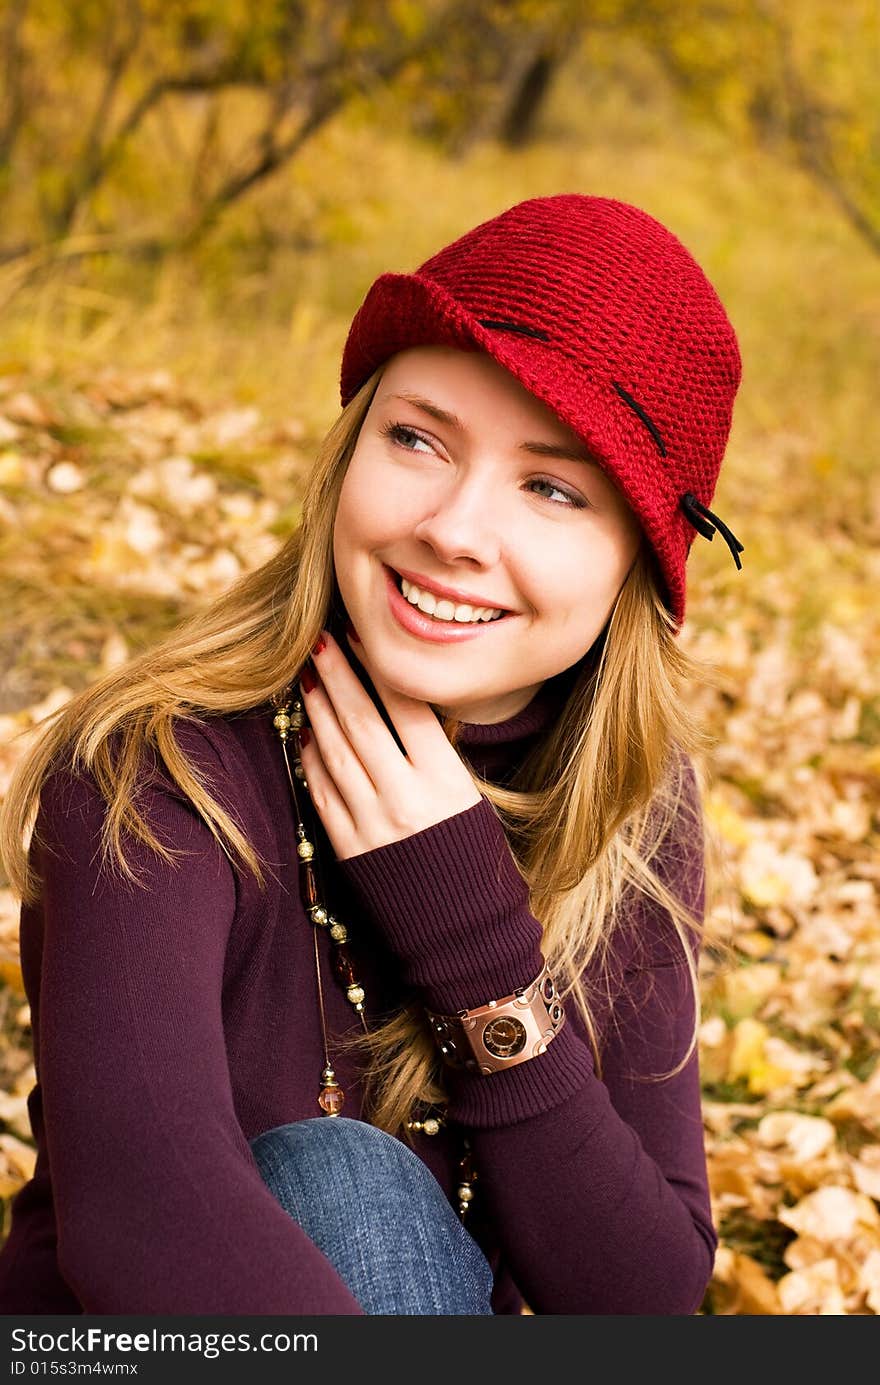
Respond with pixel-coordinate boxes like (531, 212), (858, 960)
(0, 194), (744, 1315)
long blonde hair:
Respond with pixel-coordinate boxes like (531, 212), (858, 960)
(1, 368), (718, 1141)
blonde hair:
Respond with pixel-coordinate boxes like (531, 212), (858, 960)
(0, 368), (720, 1143)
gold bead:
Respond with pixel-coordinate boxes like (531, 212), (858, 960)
(422, 1117), (440, 1136)
(457, 1185), (474, 1203)
(297, 839), (315, 860)
(329, 922), (348, 943)
(290, 711), (304, 730)
(273, 712), (291, 733)
(346, 985), (365, 1006)
(310, 906), (329, 926)
(294, 763), (306, 780)
(408, 1120), (423, 1132)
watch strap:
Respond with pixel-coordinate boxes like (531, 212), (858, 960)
(425, 962), (566, 1076)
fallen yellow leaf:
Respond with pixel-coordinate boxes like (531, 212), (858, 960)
(727, 1018), (797, 1095)
(0, 958), (24, 996)
(757, 1111), (837, 1163)
(709, 1247), (782, 1314)
(778, 1186), (880, 1243)
(777, 1258), (848, 1314)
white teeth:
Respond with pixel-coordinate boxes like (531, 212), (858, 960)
(399, 575), (505, 623)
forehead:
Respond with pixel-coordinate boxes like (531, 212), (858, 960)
(379, 343), (536, 398)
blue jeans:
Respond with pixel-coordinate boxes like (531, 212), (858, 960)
(250, 1117), (495, 1315)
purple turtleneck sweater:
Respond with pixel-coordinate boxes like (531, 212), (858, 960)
(0, 673), (715, 1315)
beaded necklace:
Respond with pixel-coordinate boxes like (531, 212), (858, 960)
(270, 685), (478, 1222)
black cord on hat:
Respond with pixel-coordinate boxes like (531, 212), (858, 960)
(680, 492), (744, 570)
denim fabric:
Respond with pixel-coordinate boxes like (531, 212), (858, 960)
(250, 1117), (495, 1315)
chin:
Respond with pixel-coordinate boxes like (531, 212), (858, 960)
(387, 670), (457, 703)
(372, 658), (472, 707)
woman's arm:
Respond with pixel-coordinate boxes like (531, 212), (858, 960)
(339, 764), (715, 1315)
(23, 733), (365, 1315)
(462, 923), (715, 1315)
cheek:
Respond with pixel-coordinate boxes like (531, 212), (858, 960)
(332, 469), (370, 597)
(527, 530), (633, 624)
(335, 459), (372, 537)
(335, 448), (408, 546)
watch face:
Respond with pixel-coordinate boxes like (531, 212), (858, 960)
(482, 1015), (527, 1059)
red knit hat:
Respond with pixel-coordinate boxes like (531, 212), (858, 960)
(340, 193), (743, 628)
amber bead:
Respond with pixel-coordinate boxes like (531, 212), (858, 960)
(332, 947), (357, 987)
(300, 861), (319, 908)
(318, 1085), (345, 1116)
(458, 1143), (477, 1184)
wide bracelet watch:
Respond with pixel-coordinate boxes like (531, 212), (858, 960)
(425, 962), (566, 1076)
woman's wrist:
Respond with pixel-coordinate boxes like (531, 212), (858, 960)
(338, 796), (545, 1012)
(425, 961), (567, 1076)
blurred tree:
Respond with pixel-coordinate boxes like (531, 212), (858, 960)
(636, 0), (879, 254)
(0, 0), (876, 280)
(0, 0), (484, 259)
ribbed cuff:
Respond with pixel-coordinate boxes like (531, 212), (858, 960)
(338, 797), (544, 1013)
(443, 1019), (596, 1129)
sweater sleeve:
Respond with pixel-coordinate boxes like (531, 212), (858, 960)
(338, 760), (716, 1315)
(26, 731), (364, 1315)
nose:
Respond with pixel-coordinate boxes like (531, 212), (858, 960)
(410, 473), (502, 569)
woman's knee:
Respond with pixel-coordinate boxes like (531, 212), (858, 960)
(249, 1116), (495, 1314)
(250, 1116), (448, 1213)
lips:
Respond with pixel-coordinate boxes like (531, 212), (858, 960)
(387, 565), (511, 615)
(383, 564), (514, 642)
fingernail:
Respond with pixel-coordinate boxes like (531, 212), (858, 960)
(344, 616), (360, 643)
(299, 726), (311, 748)
(311, 632), (327, 658)
(300, 665), (318, 694)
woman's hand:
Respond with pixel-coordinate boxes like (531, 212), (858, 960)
(297, 627), (483, 861)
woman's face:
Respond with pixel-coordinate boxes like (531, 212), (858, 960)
(333, 345), (642, 724)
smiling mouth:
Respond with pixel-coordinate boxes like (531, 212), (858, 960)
(387, 566), (512, 623)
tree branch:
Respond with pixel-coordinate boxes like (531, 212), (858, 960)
(0, 0), (29, 167)
(51, 0), (146, 235)
(0, 231), (169, 310)
(180, 0), (477, 245)
(52, 57), (276, 242)
(775, 14), (880, 256)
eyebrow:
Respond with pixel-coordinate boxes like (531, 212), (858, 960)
(384, 391), (601, 468)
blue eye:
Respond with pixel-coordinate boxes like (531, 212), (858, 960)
(380, 421), (589, 510)
(381, 422), (434, 453)
(526, 477), (589, 510)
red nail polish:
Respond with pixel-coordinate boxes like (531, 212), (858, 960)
(299, 727), (311, 748)
(311, 633), (327, 658)
(344, 616), (360, 643)
(300, 665), (317, 694)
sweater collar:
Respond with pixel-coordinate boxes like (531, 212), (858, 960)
(453, 668), (574, 782)
(454, 675), (567, 747)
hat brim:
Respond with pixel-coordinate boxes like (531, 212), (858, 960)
(340, 271), (688, 624)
